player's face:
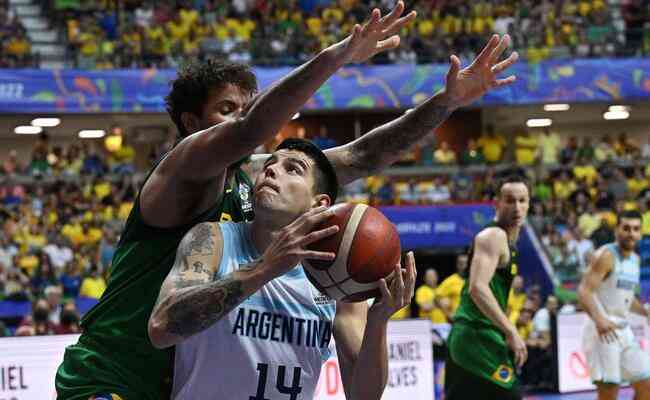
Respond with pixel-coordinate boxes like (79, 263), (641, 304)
(496, 183), (530, 228)
(254, 150), (325, 219)
(616, 218), (642, 252)
(194, 84), (252, 132)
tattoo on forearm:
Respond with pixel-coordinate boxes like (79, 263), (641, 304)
(163, 261), (260, 338)
(165, 277), (244, 337)
(346, 99), (451, 176)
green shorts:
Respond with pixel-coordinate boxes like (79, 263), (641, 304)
(446, 321), (518, 391)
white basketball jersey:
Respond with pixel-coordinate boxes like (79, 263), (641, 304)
(594, 243), (641, 322)
(172, 221), (337, 400)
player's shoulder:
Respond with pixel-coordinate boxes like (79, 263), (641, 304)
(475, 226), (508, 245)
(591, 244), (616, 268)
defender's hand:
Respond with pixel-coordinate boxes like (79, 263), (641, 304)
(332, 1), (416, 64)
(443, 34), (519, 110)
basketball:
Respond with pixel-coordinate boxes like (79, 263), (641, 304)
(303, 203), (401, 302)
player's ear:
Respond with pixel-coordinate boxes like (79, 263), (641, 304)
(180, 112), (201, 135)
(314, 194), (331, 208)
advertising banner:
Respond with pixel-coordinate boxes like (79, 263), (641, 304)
(0, 320), (433, 400)
(557, 312), (650, 393)
(3, 58), (650, 113)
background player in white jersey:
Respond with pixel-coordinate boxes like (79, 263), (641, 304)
(148, 138), (416, 399)
(578, 210), (650, 400)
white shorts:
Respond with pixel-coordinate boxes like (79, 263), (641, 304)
(583, 320), (650, 385)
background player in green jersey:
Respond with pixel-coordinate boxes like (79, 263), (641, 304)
(445, 175), (530, 400)
(56, 2), (519, 398)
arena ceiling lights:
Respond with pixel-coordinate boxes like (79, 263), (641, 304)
(526, 118), (552, 127)
(14, 125), (42, 134)
(543, 104), (570, 111)
(31, 117), (61, 127)
(603, 105), (630, 120)
(78, 129), (106, 139)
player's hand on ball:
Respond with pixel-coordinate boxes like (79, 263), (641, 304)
(370, 251), (416, 321)
(595, 317), (621, 344)
(506, 330), (528, 368)
(443, 34), (518, 110)
(261, 206), (339, 279)
(333, 1), (416, 64)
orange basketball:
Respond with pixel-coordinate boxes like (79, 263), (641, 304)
(303, 203), (401, 302)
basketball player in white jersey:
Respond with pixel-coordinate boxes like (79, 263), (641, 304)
(578, 210), (650, 400)
(148, 138), (416, 399)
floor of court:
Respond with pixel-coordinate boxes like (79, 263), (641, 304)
(526, 388), (633, 399)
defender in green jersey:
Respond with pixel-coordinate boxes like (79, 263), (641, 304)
(445, 174), (530, 400)
(55, 9), (520, 398)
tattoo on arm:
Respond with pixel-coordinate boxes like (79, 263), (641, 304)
(334, 96), (451, 178)
(162, 258), (260, 339)
(166, 276), (245, 337)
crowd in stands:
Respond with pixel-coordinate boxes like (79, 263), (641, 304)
(0, 129), (144, 336)
(13, 0), (648, 69)
(0, 0), (34, 67)
(0, 123), (649, 344)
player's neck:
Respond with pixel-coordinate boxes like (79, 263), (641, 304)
(250, 216), (292, 255)
(494, 219), (521, 243)
(615, 242), (633, 258)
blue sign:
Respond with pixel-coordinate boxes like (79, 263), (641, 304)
(2, 58), (650, 113)
(379, 204), (495, 249)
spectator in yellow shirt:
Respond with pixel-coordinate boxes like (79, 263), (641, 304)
(436, 254), (468, 317)
(477, 125), (506, 163)
(510, 300), (535, 341)
(553, 171), (577, 200)
(434, 141), (457, 164)
(508, 275), (527, 319)
(166, 13), (189, 47)
(4, 30), (31, 62)
(79, 266), (107, 299)
(515, 130), (539, 166)
(573, 156), (599, 186)
(538, 127), (561, 165)
(628, 167), (649, 197)
(415, 269), (448, 323)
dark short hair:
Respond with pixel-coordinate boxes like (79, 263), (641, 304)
(275, 138), (338, 203)
(165, 59), (257, 138)
(498, 173), (529, 193)
(617, 210), (642, 225)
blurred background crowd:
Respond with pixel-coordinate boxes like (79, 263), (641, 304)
(4, 0), (650, 68)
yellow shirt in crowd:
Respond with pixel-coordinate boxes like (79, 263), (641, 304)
(415, 285), (448, 323)
(435, 273), (465, 314)
(515, 135), (538, 165)
(477, 135), (506, 163)
(508, 289), (526, 316)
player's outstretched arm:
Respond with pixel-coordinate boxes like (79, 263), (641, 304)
(324, 34), (518, 185)
(148, 207), (339, 348)
(141, 3), (415, 226)
(468, 228), (527, 368)
(577, 248), (621, 343)
(334, 252), (416, 400)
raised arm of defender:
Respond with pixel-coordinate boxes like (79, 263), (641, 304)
(141, 3), (415, 227)
(324, 34), (518, 185)
(148, 206), (338, 349)
(467, 228), (527, 368)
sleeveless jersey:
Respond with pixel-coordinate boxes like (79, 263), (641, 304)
(594, 242), (640, 322)
(55, 168), (254, 400)
(172, 221), (336, 399)
(454, 221), (519, 328)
